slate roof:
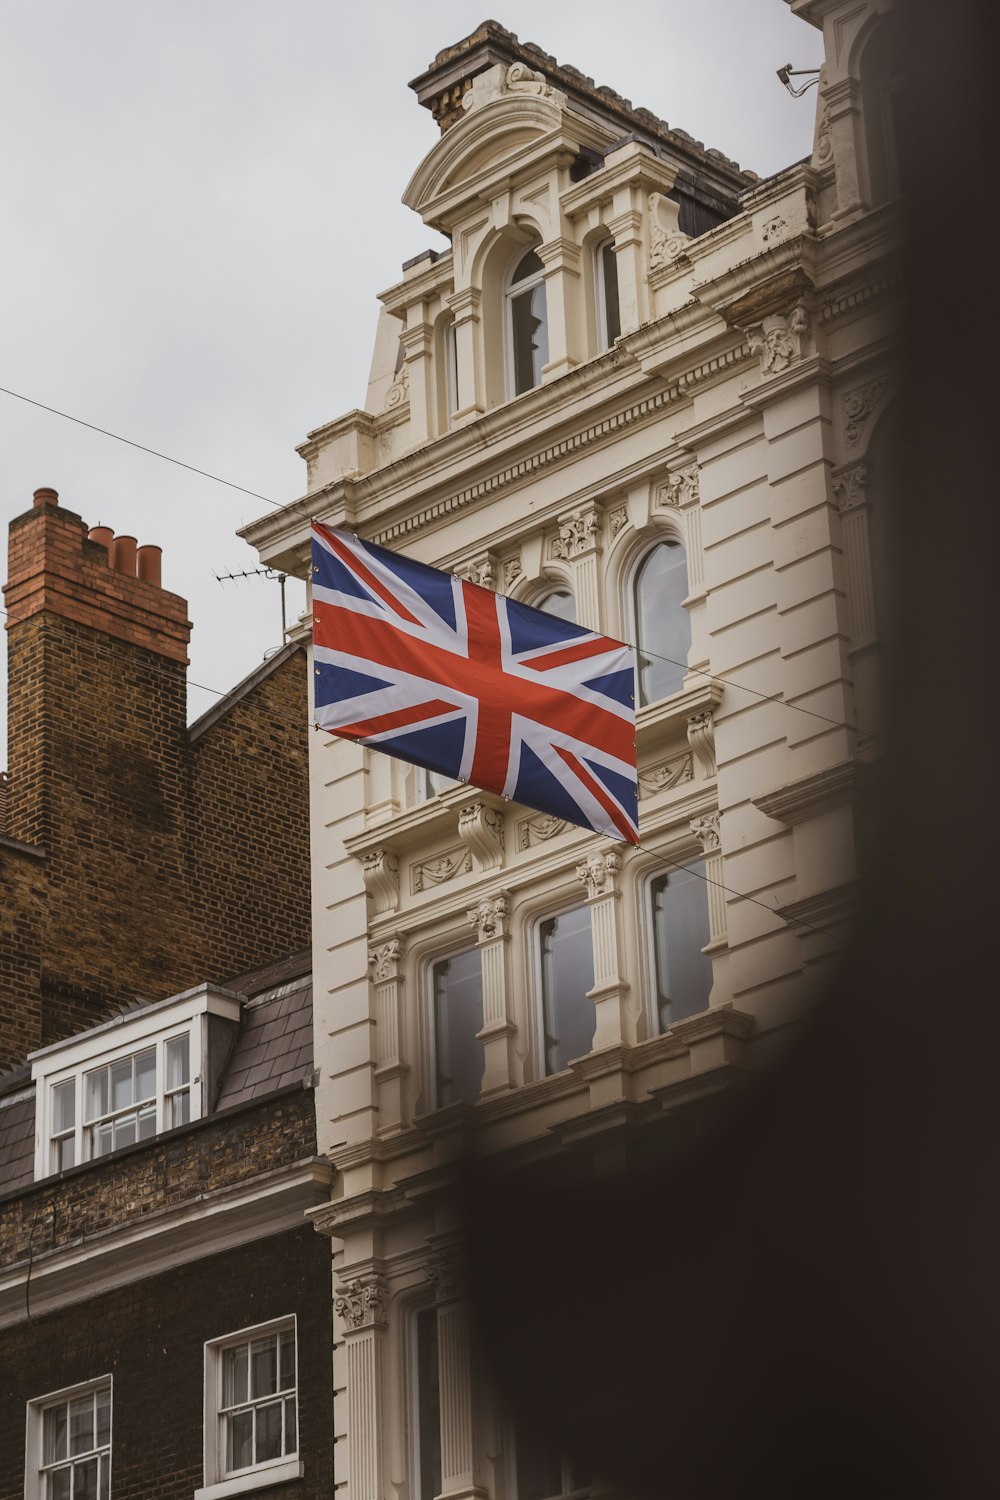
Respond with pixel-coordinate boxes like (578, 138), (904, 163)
(0, 950), (313, 1197)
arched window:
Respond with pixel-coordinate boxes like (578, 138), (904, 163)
(595, 236), (621, 352)
(631, 539), (691, 706)
(535, 586), (576, 624)
(860, 21), (905, 204)
(506, 248), (548, 396)
(648, 863), (713, 1031)
(537, 904), (594, 1075)
(430, 947), (484, 1107)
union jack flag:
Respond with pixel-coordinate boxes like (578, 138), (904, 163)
(311, 522), (638, 843)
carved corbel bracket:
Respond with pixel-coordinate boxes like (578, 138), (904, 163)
(456, 550), (498, 590)
(458, 801), (505, 872)
(362, 849), (400, 915)
(468, 891), (511, 941)
(687, 709), (716, 778)
(426, 1245), (466, 1302)
(576, 847), (624, 899)
(745, 303), (811, 375)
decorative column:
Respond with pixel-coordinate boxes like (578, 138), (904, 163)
(334, 1272), (389, 1500)
(576, 848), (632, 1049)
(447, 286), (484, 424)
(537, 237), (582, 378)
(369, 936), (408, 1132)
(401, 314), (435, 446)
(551, 503), (603, 632)
(426, 1245), (482, 1500)
(607, 200), (648, 334)
(690, 813), (727, 951)
(831, 462), (876, 652)
(467, 893), (516, 1095)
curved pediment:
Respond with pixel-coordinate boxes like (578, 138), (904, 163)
(403, 92), (567, 224)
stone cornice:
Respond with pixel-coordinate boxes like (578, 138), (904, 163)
(752, 761), (857, 826)
(378, 249), (456, 315)
(0, 1158), (333, 1330)
(777, 879), (860, 933)
(559, 138), (678, 217)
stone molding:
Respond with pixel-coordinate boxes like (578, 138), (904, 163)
(517, 811), (569, 848)
(362, 849), (399, 915)
(753, 763), (856, 827)
(686, 710), (716, 778)
(637, 750), (693, 801)
(831, 461), (868, 512)
(412, 845), (472, 893)
(657, 463), (699, 511)
(690, 812), (720, 853)
(843, 377), (892, 448)
(550, 504), (601, 559)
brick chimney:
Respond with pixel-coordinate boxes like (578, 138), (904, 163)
(2, 488), (194, 1048)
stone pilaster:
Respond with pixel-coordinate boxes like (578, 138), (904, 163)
(368, 935), (408, 1132)
(575, 848), (632, 1048)
(467, 893), (516, 1095)
(537, 236), (582, 378)
(831, 462), (876, 652)
(427, 1247), (483, 1500)
(334, 1272), (389, 1500)
(551, 503), (603, 632)
(401, 314), (434, 444)
(690, 813), (727, 951)
(447, 285), (485, 423)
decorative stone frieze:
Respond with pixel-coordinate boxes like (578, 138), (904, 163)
(575, 848), (623, 899)
(687, 710), (716, 779)
(637, 750), (693, 800)
(362, 849), (399, 915)
(458, 801), (504, 873)
(467, 892), (510, 941)
(843, 378), (891, 448)
(411, 846), (472, 894)
(335, 1273), (388, 1331)
(518, 811), (568, 848)
(745, 304), (810, 375)
(457, 551), (498, 590)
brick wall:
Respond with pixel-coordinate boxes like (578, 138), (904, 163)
(0, 841), (44, 1066)
(1, 490), (311, 1068)
(0, 1086), (315, 1264)
(0, 1225), (334, 1500)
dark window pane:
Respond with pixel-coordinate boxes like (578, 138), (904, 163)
(44, 1404), (68, 1464)
(69, 1395), (93, 1456)
(651, 864), (713, 1030)
(84, 1069), (108, 1123)
(74, 1457), (99, 1500)
(92, 1122), (113, 1158)
(539, 906), (595, 1075)
(95, 1390), (111, 1448)
(49, 1467), (71, 1500)
(279, 1330), (296, 1391)
(165, 1034), (189, 1090)
(138, 1103), (157, 1139)
(255, 1400), (283, 1463)
(511, 249), (544, 285)
(634, 541), (690, 704)
(433, 949), (484, 1107)
(601, 239), (621, 346)
(416, 1307), (441, 1500)
(284, 1395), (297, 1453)
(57, 1136), (75, 1171)
(110, 1058), (132, 1112)
(251, 1334), (279, 1398)
(114, 1115), (136, 1151)
(99, 1456), (110, 1500)
(511, 279), (548, 395)
(53, 1079), (75, 1135)
(227, 1409), (253, 1473)
(223, 1344), (249, 1408)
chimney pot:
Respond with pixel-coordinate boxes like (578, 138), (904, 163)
(136, 544), (162, 588)
(112, 535), (138, 576)
(88, 526), (114, 564)
(33, 487), (59, 508)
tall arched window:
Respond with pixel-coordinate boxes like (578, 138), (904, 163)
(648, 863), (713, 1031)
(595, 236), (621, 352)
(506, 248), (548, 396)
(632, 539), (691, 706)
(535, 586), (576, 624)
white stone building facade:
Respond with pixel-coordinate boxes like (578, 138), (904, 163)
(242, 2), (901, 1495)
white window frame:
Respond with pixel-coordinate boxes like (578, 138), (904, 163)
(197, 1316), (302, 1500)
(503, 246), (548, 399)
(424, 941), (485, 1111)
(594, 234), (621, 353)
(25, 1375), (113, 1500)
(30, 985), (242, 1181)
(531, 899), (594, 1080)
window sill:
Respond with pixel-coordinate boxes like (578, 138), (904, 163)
(194, 1460), (303, 1500)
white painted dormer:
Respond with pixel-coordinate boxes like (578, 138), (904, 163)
(29, 983), (242, 1181)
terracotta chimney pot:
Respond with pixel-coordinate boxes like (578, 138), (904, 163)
(136, 544), (162, 588)
(33, 487), (59, 508)
(88, 526), (114, 564)
(112, 535), (138, 576)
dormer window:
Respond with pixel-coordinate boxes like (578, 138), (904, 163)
(595, 237), (621, 352)
(506, 248), (548, 396)
(30, 983), (241, 1179)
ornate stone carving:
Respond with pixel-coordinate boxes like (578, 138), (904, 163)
(412, 846), (472, 893)
(461, 60), (561, 115)
(362, 849), (399, 915)
(576, 848), (623, 899)
(457, 551), (497, 590)
(687, 709), (717, 778)
(761, 215), (788, 245)
(815, 102), (832, 164)
(831, 463), (868, 513)
(637, 751), (693, 800)
(691, 812), (721, 853)
(745, 305), (810, 375)
(843, 379), (891, 448)
(658, 465), (699, 510)
(550, 506), (601, 559)
(426, 1248), (464, 1301)
(518, 812), (568, 848)
(468, 892), (511, 941)
(648, 192), (688, 270)
(608, 505), (629, 538)
(335, 1275), (387, 1330)
(384, 361), (409, 411)
(369, 936), (405, 983)
(502, 557), (523, 591)
(504, 61), (555, 98)
(458, 802), (505, 872)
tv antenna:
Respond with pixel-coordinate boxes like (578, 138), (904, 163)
(215, 566), (288, 647)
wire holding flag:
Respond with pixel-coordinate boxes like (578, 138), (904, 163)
(311, 523), (639, 843)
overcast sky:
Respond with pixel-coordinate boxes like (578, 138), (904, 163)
(0, 0), (824, 755)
